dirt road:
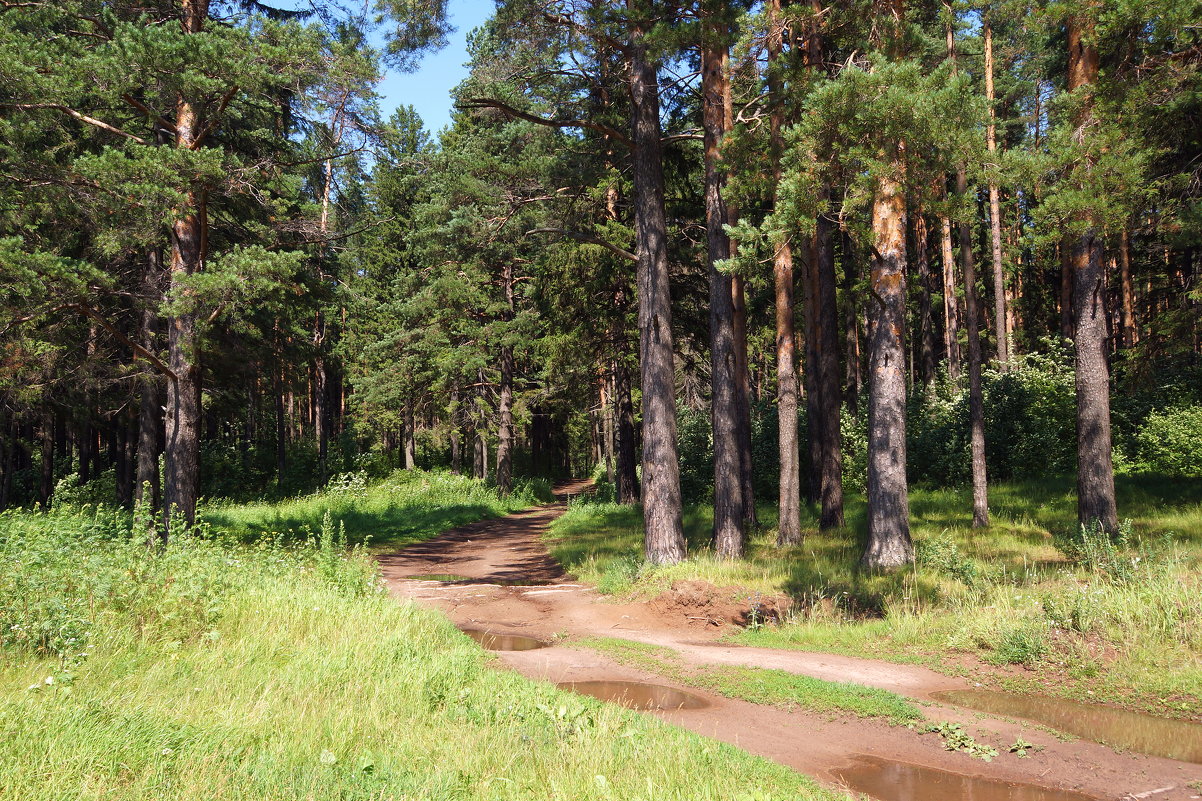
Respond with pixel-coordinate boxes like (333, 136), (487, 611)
(377, 482), (1200, 801)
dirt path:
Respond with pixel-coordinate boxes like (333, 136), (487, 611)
(377, 484), (1201, 801)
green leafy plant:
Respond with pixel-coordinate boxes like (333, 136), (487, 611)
(1009, 737), (1040, 758)
(924, 722), (999, 761)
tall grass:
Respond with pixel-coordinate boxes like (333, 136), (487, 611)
(1, 484), (839, 800)
(547, 475), (1202, 717)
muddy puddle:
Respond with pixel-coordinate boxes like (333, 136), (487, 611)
(483, 578), (556, 587)
(835, 755), (1097, 801)
(406, 573), (472, 582)
(934, 689), (1202, 764)
(459, 628), (548, 651)
(557, 680), (708, 711)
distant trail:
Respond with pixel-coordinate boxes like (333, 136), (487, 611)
(378, 482), (1198, 801)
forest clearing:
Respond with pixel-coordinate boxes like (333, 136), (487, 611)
(2, 0), (1201, 799)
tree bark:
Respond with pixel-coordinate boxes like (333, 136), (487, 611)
(614, 354), (640, 503)
(450, 387), (462, 474)
(914, 211), (937, 385)
(768, 0), (801, 546)
(843, 233), (862, 412)
(39, 409), (54, 508)
(984, 22), (1009, 368)
(940, 213), (962, 379)
(702, 19), (744, 558)
(403, 404), (416, 469)
(863, 144), (913, 571)
(1068, 8), (1118, 532)
(629, 6), (685, 564)
(136, 377), (161, 509)
(313, 329), (328, 482)
(162, 0), (210, 535)
(1067, 11), (1119, 530)
(957, 171), (990, 527)
(1118, 227), (1136, 348)
(813, 211), (844, 529)
(496, 257), (516, 495)
(1060, 239), (1075, 338)
(496, 347), (514, 495)
(601, 371), (615, 485)
(731, 274), (756, 526)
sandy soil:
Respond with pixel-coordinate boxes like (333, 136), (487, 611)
(377, 482), (1202, 801)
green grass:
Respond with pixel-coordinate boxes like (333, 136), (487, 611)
(203, 468), (553, 551)
(549, 475), (1202, 718)
(692, 666), (923, 724)
(0, 491), (842, 801)
(576, 636), (922, 725)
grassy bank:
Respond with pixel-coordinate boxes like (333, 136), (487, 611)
(1, 477), (840, 800)
(203, 468), (553, 551)
(547, 475), (1202, 718)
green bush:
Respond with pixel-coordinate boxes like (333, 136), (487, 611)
(908, 346), (1078, 487)
(916, 532), (982, 588)
(1133, 405), (1202, 476)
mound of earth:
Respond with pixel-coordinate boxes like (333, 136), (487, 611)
(649, 579), (792, 628)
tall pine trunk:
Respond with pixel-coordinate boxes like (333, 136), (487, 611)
(984, 22), (1009, 368)
(814, 208), (845, 529)
(629, 6), (685, 564)
(496, 259), (515, 495)
(1068, 10), (1118, 533)
(940, 213), (962, 379)
(403, 404), (416, 469)
(614, 353), (640, 503)
(863, 150), (913, 570)
(1118, 227), (1136, 348)
(769, 0), (800, 545)
(731, 274), (756, 525)
(702, 16), (744, 557)
(39, 409), (54, 508)
(863, 1), (912, 570)
(496, 344), (514, 495)
(136, 251), (163, 516)
(957, 172), (990, 527)
(914, 211), (937, 385)
(162, 0), (210, 534)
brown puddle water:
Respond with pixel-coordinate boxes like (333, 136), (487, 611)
(459, 628), (548, 651)
(406, 574), (472, 582)
(484, 578), (556, 587)
(835, 755), (1098, 801)
(557, 681), (709, 711)
(934, 689), (1202, 764)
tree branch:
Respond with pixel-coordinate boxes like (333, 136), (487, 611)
(192, 84), (239, 147)
(527, 228), (636, 262)
(121, 93), (177, 135)
(541, 12), (630, 55)
(460, 98), (632, 148)
(1, 103), (147, 144)
(661, 132), (704, 144)
(69, 303), (176, 380)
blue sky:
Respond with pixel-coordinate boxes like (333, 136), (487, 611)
(377, 0), (495, 136)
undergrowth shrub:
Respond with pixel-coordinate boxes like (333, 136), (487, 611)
(1055, 519), (1139, 582)
(1133, 405), (1202, 476)
(916, 532), (982, 588)
(52, 469), (118, 508)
